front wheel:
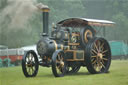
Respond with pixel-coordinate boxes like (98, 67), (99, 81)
(22, 50), (39, 77)
(51, 50), (66, 77)
(85, 37), (111, 74)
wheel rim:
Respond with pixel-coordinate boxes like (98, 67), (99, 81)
(90, 39), (111, 72)
(55, 53), (65, 75)
(52, 50), (66, 77)
(22, 51), (38, 77)
(25, 53), (36, 75)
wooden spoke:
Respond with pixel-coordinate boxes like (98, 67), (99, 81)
(91, 58), (95, 62)
(101, 59), (104, 64)
(102, 58), (108, 61)
(57, 64), (61, 69)
(92, 49), (98, 54)
(98, 41), (101, 52)
(102, 50), (108, 54)
(91, 51), (95, 55)
(57, 64), (63, 73)
(26, 57), (29, 62)
(56, 60), (60, 63)
(92, 60), (97, 64)
(31, 67), (34, 73)
(94, 42), (99, 52)
(30, 54), (34, 61)
(94, 64), (97, 70)
(57, 54), (61, 60)
(60, 56), (64, 61)
(97, 63), (102, 71)
(91, 56), (97, 58)
(29, 53), (32, 60)
(100, 62), (105, 69)
(95, 64), (99, 71)
(100, 43), (104, 51)
(102, 54), (106, 56)
(28, 67), (31, 74)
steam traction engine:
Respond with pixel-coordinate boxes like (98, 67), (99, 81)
(22, 4), (115, 77)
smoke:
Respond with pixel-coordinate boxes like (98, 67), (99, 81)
(0, 0), (38, 29)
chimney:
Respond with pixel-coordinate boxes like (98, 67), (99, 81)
(37, 3), (50, 35)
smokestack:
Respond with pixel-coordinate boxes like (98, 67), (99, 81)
(37, 3), (50, 35)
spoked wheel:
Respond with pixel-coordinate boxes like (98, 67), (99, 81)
(52, 50), (66, 77)
(85, 37), (111, 74)
(80, 25), (95, 46)
(22, 50), (39, 77)
(66, 66), (81, 74)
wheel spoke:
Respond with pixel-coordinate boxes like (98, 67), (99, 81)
(100, 43), (104, 51)
(31, 67), (34, 73)
(102, 58), (108, 61)
(57, 64), (63, 73)
(94, 42), (99, 52)
(57, 54), (61, 60)
(98, 41), (101, 52)
(91, 56), (97, 58)
(60, 57), (64, 61)
(95, 64), (99, 71)
(92, 49), (98, 54)
(97, 63), (101, 71)
(56, 60), (60, 63)
(92, 60), (97, 64)
(94, 64), (97, 70)
(91, 58), (95, 62)
(29, 53), (32, 61)
(28, 67), (31, 74)
(31, 54), (34, 61)
(57, 64), (61, 69)
(100, 62), (105, 69)
(25, 56), (29, 63)
(102, 50), (108, 54)
(101, 59), (104, 64)
(91, 51), (95, 55)
(102, 54), (106, 56)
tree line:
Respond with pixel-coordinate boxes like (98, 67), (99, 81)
(0, 0), (128, 48)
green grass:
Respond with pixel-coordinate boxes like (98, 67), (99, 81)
(0, 60), (128, 85)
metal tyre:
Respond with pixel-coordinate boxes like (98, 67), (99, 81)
(85, 37), (111, 74)
(22, 50), (39, 77)
(52, 50), (66, 77)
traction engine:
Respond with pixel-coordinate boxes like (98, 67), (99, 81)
(22, 3), (115, 77)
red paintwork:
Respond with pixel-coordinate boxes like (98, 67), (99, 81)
(0, 55), (23, 62)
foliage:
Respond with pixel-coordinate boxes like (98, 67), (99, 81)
(82, 0), (128, 40)
(0, 0), (128, 48)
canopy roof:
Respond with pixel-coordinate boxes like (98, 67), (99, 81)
(57, 18), (115, 28)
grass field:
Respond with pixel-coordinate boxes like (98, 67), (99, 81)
(0, 60), (128, 85)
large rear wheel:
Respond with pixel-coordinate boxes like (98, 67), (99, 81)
(85, 37), (111, 74)
(22, 50), (39, 77)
